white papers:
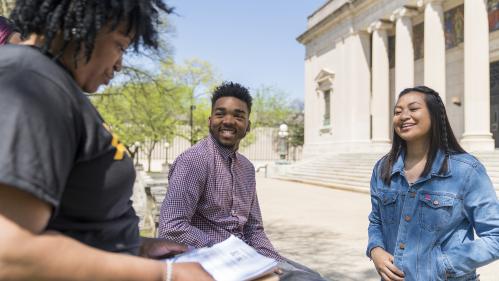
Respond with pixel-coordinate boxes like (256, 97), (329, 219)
(166, 235), (278, 281)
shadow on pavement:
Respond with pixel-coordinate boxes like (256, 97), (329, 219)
(265, 221), (379, 281)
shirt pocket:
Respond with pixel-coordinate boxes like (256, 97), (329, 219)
(418, 193), (455, 232)
(377, 191), (399, 224)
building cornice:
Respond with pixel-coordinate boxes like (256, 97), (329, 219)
(297, 0), (359, 45)
(367, 19), (394, 33)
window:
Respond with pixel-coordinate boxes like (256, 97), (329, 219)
(323, 90), (331, 126)
(315, 69), (334, 134)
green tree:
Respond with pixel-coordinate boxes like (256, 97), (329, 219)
(248, 86), (304, 150)
(287, 99), (305, 147)
(251, 86), (294, 127)
(162, 58), (219, 145)
(190, 97), (212, 143)
(92, 77), (186, 172)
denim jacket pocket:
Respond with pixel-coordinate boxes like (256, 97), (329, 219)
(419, 193), (455, 232)
(377, 191), (399, 224)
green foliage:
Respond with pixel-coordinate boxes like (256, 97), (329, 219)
(249, 86), (304, 147)
(162, 58), (218, 90)
(191, 98), (212, 143)
(161, 58), (219, 145)
(91, 76), (185, 171)
(91, 58), (219, 172)
(251, 86), (294, 127)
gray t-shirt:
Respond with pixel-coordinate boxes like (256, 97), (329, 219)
(0, 45), (140, 254)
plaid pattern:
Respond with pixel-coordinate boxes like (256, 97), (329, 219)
(159, 134), (282, 261)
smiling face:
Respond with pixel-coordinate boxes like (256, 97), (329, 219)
(393, 92), (432, 145)
(209, 96), (250, 150)
(62, 23), (132, 93)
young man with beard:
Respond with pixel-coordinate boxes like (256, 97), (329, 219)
(159, 82), (327, 281)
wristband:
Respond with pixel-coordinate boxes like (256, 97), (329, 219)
(165, 261), (173, 281)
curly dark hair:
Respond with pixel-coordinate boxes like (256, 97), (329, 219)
(10, 0), (173, 62)
(211, 81), (253, 113)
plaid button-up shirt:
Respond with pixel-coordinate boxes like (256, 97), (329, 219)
(158, 134), (282, 260)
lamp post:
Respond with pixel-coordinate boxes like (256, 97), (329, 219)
(163, 141), (170, 172)
(133, 141), (142, 170)
(189, 103), (196, 146)
(278, 123), (289, 160)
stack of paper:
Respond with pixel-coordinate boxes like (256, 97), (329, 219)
(166, 235), (278, 281)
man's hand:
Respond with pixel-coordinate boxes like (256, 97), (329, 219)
(173, 263), (215, 281)
(139, 237), (188, 259)
(371, 247), (405, 281)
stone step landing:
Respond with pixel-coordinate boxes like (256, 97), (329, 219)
(278, 151), (499, 194)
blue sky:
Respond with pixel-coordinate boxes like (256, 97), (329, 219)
(165, 0), (325, 101)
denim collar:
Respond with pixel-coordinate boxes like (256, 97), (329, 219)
(391, 149), (451, 181)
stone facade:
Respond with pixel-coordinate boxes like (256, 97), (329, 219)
(298, 0), (499, 158)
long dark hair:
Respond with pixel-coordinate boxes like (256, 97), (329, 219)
(10, 0), (173, 62)
(381, 86), (466, 184)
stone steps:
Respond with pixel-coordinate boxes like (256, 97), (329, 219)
(279, 152), (499, 193)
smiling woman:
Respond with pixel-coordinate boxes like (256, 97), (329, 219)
(0, 1), (213, 281)
(367, 86), (499, 281)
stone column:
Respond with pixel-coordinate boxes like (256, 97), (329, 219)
(391, 7), (419, 96)
(461, 0), (494, 151)
(418, 0), (446, 102)
(346, 30), (371, 143)
(369, 20), (393, 144)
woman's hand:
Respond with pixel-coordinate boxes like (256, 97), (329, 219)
(371, 247), (405, 281)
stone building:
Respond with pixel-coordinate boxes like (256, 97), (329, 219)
(297, 0), (499, 158)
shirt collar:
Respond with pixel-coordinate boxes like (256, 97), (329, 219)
(208, 134), (237, 160)
(391, 149), (451, 179)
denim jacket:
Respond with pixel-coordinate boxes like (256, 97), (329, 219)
(367, 150), (499, 281)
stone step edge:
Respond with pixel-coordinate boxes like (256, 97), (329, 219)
(271, 176), (370, 195)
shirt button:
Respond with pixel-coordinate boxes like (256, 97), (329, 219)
(409, 192), (416, 198)
(404, 215), (412, 222)
(399, 243), (406, 250)
(433, 200), (440, 206)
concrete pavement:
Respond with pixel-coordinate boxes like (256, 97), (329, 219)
(256, 175), (499, 281)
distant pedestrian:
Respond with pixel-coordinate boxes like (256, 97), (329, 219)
(367, 86), (499, 281)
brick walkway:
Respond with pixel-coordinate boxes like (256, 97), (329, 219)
(257, 175), (499, 281)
